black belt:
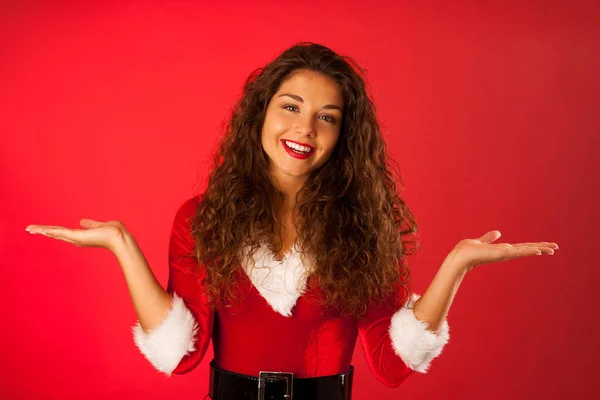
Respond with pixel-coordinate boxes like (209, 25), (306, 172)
(208, 360), (353, 400)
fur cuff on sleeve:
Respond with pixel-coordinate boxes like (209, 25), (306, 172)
(132, 292), (198, 375)
(389, 293), (450, 373)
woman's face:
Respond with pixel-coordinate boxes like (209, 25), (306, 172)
(261, 69), (343, 186)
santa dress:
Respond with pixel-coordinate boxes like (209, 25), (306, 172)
(132, 196), (450, 388)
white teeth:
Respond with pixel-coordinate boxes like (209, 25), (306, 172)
(284, 140), (312, 153)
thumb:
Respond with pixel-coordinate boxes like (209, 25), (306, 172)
(479, 230), (501, 243)
(80, 219), (103, 229)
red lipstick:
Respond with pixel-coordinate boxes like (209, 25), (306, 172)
(281, 139), (316, 160)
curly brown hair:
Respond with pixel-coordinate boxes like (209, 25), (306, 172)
(191, 42), (419, 317)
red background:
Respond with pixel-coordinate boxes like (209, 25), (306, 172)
(1, 1), (598, 399)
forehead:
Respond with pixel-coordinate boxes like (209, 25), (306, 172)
(276, 70), (343, 106)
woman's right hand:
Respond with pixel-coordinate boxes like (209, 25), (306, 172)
(25, 219), (128, 253)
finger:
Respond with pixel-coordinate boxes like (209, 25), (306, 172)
(42, 233), (79, 245)
(26, 226), (77, 244)
(512, 242), (559, 250)
(32, 226), (106, 248)
(26, 225), (68, 234)
(39, 226), (87, 242)
(536, 246), (555, 255)
(479, 230), (501, 244)
(509, 243), (556, 254)
(505, 246), (554, 260)
(495, 247), (541, 262)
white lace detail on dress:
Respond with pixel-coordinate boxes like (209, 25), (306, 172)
(389, 293), (450, 373)
(240, 242), (309, 317)
(132, 292), (198, 376)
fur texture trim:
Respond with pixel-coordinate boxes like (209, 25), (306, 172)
(132, 292), (198, 375)
(389, 293), (450, 373)
(241, 241), (308, 317)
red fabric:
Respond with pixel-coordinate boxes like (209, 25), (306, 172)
(166, 196), (414, 388)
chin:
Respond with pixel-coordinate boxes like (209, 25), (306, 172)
(281, 168), (310, 178)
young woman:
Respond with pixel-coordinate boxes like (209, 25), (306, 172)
(26, 42), (558, 400)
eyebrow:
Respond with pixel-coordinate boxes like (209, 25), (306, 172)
(277, 93), (343, 112)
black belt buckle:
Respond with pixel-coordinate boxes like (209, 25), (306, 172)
(258, 370), (294, 400)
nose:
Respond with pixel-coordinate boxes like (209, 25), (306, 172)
(294, 113), (316, 137)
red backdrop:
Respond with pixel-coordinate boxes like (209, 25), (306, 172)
(1, 1), (598, 399)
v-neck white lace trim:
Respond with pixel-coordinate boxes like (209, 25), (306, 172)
(240, 242), (309, 317)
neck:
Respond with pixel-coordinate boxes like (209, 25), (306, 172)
(269, 172), (304, 251)
(270, 172), (306, 212)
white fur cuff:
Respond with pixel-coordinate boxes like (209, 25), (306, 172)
(389, 293), (450, 373)
(132, 292), (198, 375)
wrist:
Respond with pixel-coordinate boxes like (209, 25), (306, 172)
(441, 250), (469, 279)
(109, 228), (135, 256)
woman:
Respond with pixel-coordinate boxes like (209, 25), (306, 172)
(25, 42), (558, 400)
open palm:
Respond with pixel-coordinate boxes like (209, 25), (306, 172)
(25, 219), (127, 252)
(452, 230), (559, 272)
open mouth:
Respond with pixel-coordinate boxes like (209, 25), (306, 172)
(281, 139), (315, 156)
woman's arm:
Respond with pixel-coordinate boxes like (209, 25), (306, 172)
(116, 222), (210, 376)
(413, 230), (558, 334)
(357, 230), (557, 385)
(27, 216), (176, 334)
(130, 196), (214, 376)
(26, 196), (213, 376)
(113, 232), (175, 332)
(412, 252), (465, 334)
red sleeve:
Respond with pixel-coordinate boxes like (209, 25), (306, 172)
(166, 195), (215, 375)
(357, 288), (415, 388)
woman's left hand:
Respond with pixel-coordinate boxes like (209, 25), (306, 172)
(449, 230), (559, 274)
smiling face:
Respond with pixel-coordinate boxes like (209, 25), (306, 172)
(261, 69), (344, 191)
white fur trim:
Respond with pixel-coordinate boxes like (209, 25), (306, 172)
(132, 292), (198, 375)
(241, 241), (308, 317)
(389, 293), (450, 373)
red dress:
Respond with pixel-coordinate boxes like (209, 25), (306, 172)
(132, 196), (450, 388)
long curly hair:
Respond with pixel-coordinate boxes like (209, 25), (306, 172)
(191, 42), (418, 317)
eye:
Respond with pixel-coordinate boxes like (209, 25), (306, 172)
(283, 104), (299, 112)
(283, 104), (336, 124)
(320, 115), (336, 124)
